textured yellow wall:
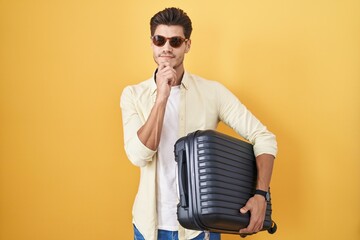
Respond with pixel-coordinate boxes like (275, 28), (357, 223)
(0, 1), (359, 240)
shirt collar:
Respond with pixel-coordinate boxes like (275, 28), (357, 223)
(150, 70), (158, 95)
(181, 71), (189, 90)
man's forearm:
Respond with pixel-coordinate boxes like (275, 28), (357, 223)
(137, 100), (167, 151)
(255, 154), (275, 191)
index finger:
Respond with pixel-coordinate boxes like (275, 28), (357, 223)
(158, 61), (171, 70)
(239, 218), (256, 234)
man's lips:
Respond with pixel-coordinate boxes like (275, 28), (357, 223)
(159, 55), (175, 58)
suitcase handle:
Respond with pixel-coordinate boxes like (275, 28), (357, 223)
(178, 150), (188, 208)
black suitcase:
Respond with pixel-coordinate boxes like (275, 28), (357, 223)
(174, 130), (277, 235)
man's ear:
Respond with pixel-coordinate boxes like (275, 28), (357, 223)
(185, 39), (191, 53)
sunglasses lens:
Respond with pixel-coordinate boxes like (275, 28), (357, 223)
(152, 35), (186, 48)
(152, 35), (166, 47)
(169, 37), (184, 48)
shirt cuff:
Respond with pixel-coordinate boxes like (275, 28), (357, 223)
(126, 133), (157, 167)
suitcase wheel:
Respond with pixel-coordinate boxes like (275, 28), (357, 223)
(267, 221), (277, 234)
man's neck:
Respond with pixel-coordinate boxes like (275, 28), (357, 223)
(173, 71), (184, 86)
(173, 65), (185, 86)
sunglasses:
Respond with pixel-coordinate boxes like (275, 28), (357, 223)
(151, 35), (189, 48)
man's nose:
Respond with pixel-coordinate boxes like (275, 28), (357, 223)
(163, 40), (173, 51)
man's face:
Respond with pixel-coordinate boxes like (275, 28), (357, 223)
(151, 25), (191, 69)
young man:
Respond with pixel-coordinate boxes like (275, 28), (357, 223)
(120, 7), (277, 240)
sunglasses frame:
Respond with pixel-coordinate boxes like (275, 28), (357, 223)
(151, 35), (189, 48)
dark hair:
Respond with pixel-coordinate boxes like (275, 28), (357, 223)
(150, 7), (193, 39)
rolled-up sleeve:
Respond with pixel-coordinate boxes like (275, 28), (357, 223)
(216, 82), (277, 158)
(120, 86), (156, 167)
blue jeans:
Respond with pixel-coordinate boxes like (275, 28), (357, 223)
(134, 224), (221, 240)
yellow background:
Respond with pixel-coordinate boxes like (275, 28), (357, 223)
(1, 0), (359, 239)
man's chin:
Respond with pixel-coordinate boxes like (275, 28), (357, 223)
(155, 61), (174, 68)
(159, 58), (175, 64)
(154, 58), (183, 69)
